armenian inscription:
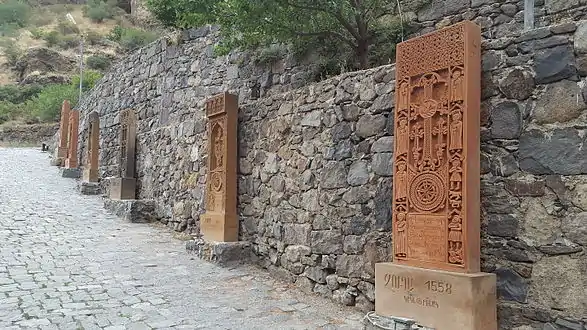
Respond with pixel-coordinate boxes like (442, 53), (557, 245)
(392, 20), (481, 273)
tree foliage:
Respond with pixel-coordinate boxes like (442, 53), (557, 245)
(146, 0), (422, 69)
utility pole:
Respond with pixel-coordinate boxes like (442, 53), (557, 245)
(66, 13), (83, 104)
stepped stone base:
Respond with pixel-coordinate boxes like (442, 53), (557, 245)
(103, 199), (156, 223)
(50, 157), (63, 166)
(60, 167), (81, 178)
(79, 182), (101, 195)
(186, 238), (253, 266)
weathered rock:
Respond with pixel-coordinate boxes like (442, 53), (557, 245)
(533, 46), (577, 84)
(310, 230), (343, 254)
(505, 179), (545, 197)
(283, 224), (311, 245)
(519, 129), (587, 175)
(374, 179), (392, 231)
(371, 136), (393, 153)
(575, 21), (587, 55)
(545, 0), (579, 13)
(304, 266), (328, 284)
(485, 214), (519, 238)
(561, 212), (587, 246)
(347, 161), (369, 186)
(490, 101), (522, 139)
(372, 153), (393, 177)
(530, 255), (587, 319)
(534, 80), (585, 124)
(15, 47), (75, 81)
(498, 68), (535, 100)
(320, 162), (348, 189)
(495, 268), (528, 303)
(335, 254), (365, 278)
(356, 114), (386, 138)
(343, 235), (365, 254)
(283, 245), (312, 263)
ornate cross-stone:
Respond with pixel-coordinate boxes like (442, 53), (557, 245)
(200, 92), (239, 242)
(110, 109), (137, 200)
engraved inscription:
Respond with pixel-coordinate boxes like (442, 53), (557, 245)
(407, 215), (446, 262)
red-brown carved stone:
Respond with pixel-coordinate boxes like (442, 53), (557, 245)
(64, 110), (79, 169)
(200, 92), (238, 242)
(54, 100), (71, 165)
(83, 112), (100, 183)
(392, 21), (482, 273)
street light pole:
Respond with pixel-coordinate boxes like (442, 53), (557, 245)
(66, 13), (83, 104)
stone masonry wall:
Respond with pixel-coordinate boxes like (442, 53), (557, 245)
(75, 1), (587, 329)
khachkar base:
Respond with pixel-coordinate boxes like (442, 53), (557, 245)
(59, 167), (81, 178)
(103, 198), (156, 223)
(78, 181), (101, 196)
(186, 238), (252, 266)
(374, 263), (496, 330)
(109, 177), (136, 200)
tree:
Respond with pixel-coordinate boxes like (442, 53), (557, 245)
(146, 0), (423, 69)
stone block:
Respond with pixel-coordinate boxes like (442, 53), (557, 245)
(199, 212), (238, 242)
(109, 177), (136, 200)
(362, 312), (432, 330)
(186, 238), (253, 266)
(375, 263), (497, 330)
(79, 182), (101, 196)
(59, 167), (81, 179)
(103, 199), (156, 223)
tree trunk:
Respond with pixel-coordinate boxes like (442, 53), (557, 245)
(356, 39), (369, 69)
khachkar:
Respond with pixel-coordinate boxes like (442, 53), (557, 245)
(374, 21), (497, 330)
(200, 92), (238, 242)
(64, 110), (79, 169)
(110, 109), (137, 200)
(83, 112), (100, 183)
(52, 100), (70, 166)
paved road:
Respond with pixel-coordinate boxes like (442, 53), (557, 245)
(0, 148), (363, 330)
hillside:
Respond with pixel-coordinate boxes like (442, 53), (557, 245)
(0, 0), (161, 128)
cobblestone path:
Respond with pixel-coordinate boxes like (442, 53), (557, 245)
(0, 148), (364, 330)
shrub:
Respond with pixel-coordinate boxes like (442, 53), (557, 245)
(0, 23), (20, 37)
(0, 40), (23, 66)
(0, 0), (30, 28)
(86, 55), (111, 71)
(87, 2), (112, 23)
(85, 30), (103, 45)
(107, 25), (123, 42)
(0, 100), (21, 124)
(26, 84), (78, 122)
(0, 84), (42, 104)
(119, 28), (157, 51)
(42, 30), (61, 47)
(72, 70), (103, 91)
(29, 28), (44, 39)
(58, 34), (80, 50)
(57, 21), (80, 35)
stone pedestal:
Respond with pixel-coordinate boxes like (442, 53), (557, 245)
(50, 157), (63, 167)
(103, 199), (156, 223)
(375, 263), (496, 330)
(60, 167), (81, 179)
(109, 177), (136, 200)
(79, 181), (101, 195)
(200, 212), (238, 242)
(186, 238), (252, 266)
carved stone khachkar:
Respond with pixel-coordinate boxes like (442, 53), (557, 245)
(64, 110), (79, 169)
(200, 92), (238, 242)
(110, 109), (137, 200)
(52, 100), (70, 166)
(83, 112), (100, 183)
(374, 22), (497, 330)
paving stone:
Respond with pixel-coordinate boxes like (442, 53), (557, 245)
(0, 148), (362, 329)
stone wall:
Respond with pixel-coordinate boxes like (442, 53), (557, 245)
(0, 123), (58, 147)
(74, 1), (587, 329)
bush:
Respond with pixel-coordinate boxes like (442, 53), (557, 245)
(0, 100), (21, 124)
(42, 30), (61, 47)
(119, 28), (157, 51)
(29, 28), (44, 39)
(107, 25), (123, 42)
(87, 3), (112, 23)
(0, 40), (23, 66)
(0, 84), (42, 104)
(0, 0), (31, 28)
(85, 30), (103, 45)
(57, 34), (80, 50)
(86, 55), (111, 71)
(72, 70), (103, 91)
(57, 21), (80, 35)
(26, 84), (78, 122)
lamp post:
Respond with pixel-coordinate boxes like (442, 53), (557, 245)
(66, 13), (83, 104)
